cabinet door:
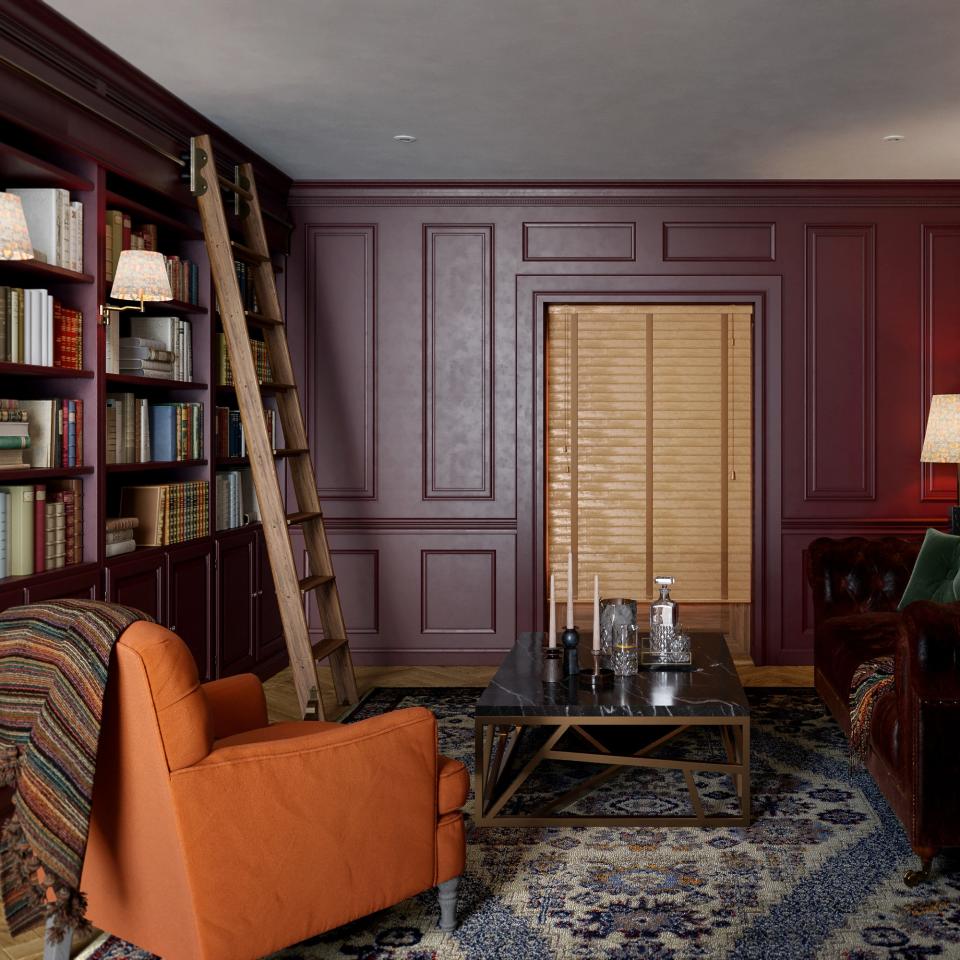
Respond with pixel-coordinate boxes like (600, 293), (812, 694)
(167, 541), (212, 681)
(256, 530), (285, 665)
(0, 584), (25, 615)
(215, 529), (256, 676)
(104, 551), (165, 621)
(25, 567), (99, 604)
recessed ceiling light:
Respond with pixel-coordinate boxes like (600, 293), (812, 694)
(393, 134), (417, 143)
(882, 134), (905, 142)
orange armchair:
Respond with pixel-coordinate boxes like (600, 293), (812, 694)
(79, 621), (468, 960)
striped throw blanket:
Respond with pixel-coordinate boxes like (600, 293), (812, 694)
(849, 655), (895, 764)
(0, 600), (151, 939)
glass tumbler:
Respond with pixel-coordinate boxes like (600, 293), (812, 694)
(612, 623), (639, 677)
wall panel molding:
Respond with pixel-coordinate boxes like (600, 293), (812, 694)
(920, 225), (960, 501)
(423, 223), (494, 500)
(329, 549), (379, 634)
(421, 549), (497, 633)
(662, 221), (775, 261)
(305, 224), (377, 500)
(804, 224), (876, 501)
(523, 221), (635, 261)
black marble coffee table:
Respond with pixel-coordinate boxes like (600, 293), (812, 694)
(474, 632), (750, 827)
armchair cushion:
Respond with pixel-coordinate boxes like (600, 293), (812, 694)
(898, 528), (960, 610)
(438, 755), (469, 814)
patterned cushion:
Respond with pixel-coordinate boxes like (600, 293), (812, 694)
(849, 655), (895, 763)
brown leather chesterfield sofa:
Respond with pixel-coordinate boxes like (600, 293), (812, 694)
(807, 536), (960, 885)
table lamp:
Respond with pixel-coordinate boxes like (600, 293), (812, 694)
(0, 192), (33, 260)
(100, 249), (173, 322)
(920, 394), (960, 533)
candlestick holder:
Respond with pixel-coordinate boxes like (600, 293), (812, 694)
(542, 647), (563, 684)
(561, 626), (580, 677)
(579, 652), (614, 690)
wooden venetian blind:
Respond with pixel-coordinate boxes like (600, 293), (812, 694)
(547, 304), (752, 604)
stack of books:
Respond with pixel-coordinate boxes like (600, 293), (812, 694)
(105, 516), (138, 559)
(214, 406), (277, 458)
(105, 316), (193, 380)
(0, 288), (83, 367)
(0, 398), (84, 469)
(117, 336), (175, 379)
(120, 480), (209, 546)
(234, 260), (260, 313)
(0, 403), (30, 468)
(5, 189), (84, 272)
(215, 468), (260, 531)
(0, 478), (83, 578)
(216, 332), (272, 386)
(105, 394), (202, 464)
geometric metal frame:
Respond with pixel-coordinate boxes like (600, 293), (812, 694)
(474, 713), (750, 828)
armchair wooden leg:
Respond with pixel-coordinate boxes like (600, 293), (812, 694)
(904, 848), (937, 887)
(43, 917), (72, 960)
(437, 876), (460, 932)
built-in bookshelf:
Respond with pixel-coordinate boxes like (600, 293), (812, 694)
(0, 119), (290, 595)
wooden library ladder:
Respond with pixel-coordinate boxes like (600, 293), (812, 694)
(188, 133), (358, 721)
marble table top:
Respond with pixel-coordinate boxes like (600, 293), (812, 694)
(476, 632), (749, 719)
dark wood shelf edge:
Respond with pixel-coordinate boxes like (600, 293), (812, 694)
(0, 259), (94, 283)
(105, 374), (208, 390)
(0, 561), (98, 590)
(0, 466), (94, 481)
(106, 459), (207, 472)
(104, 189), (203, 239)
(0, 362), (93, 379)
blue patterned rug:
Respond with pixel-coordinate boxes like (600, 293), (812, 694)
(85, 687), (960, 960)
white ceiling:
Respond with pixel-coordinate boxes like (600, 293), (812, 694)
(48, 0), (960, 181)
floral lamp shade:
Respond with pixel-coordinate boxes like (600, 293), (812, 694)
(0, 192), (33, 260)
(109, 249), (173, 303)
(921, 394), (960, 464)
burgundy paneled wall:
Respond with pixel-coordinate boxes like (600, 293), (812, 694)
(287, 182), (960, 666)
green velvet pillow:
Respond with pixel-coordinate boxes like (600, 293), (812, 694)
(898, 528), (960, 610)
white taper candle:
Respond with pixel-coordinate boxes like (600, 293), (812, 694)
(593, 574), (601, 653)
(548, 574), (557, 647)
(566, 551), (574, 629)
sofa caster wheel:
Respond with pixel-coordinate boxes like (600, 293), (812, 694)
(904, 858), (933, 887)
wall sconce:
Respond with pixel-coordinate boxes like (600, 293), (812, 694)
(0, 192), (34, 260)
(921, 393), (960, 533)
(100, 249), (173, 324)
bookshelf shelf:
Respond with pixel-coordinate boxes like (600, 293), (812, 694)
(0, 362), (94, 379)
(216, 382), (294, 396)
(0, 142), (93, 191)
(106, 459), (208, 473)
(103, 190), (203, 239)
(105, 374), (208, 391)
(0, 561), (98, 590)
(0, 466), (94, 482)
(215, 449), (306, 468)
(0, 260), (94, 284)
(104, 539), (211, 565)
(107, 297), (206, 316)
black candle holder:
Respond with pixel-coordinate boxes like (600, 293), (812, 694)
(542, 646), (563, 684)
(561, 626), (580, 677)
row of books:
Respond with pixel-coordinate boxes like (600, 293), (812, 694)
(104, 210), (157, 279)
(6, 188), (84, 272)
(0, 288), (83, 368)
(216, 332), (272, 386)
(119, 481), (209, 547)
(235, 260), (261, 313)
(0, 398), (83, 468)
(0, 479), (83, 579)
(105, 316), (193, 381)
(106, 395), (203, 464)
(215, 469), (260, 532)
(105, 516), (137, 559)
(214, 406), (277, 458)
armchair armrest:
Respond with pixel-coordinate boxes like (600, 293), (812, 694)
(168, 707), (442, 941)
(895, 601), (960, 848)
(807, 536), (919, 627)
(201, 673), (268, 740)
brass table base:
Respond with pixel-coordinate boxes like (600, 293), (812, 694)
(474, 714), (750, 828)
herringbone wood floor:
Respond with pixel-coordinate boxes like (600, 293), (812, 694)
(2, 662), (812, 959)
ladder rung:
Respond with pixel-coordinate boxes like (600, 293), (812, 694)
(245, 314), (282, 329)
(218, 174), (253, 201)
(299, 574), (335, 592)
(312, 636), (349, 661)
(231, 240), (270, 264)
(275, 447), (309, 458)
(286, 510), (322, 526)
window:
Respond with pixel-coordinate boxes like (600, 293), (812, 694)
(546, 304), (752, 652)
